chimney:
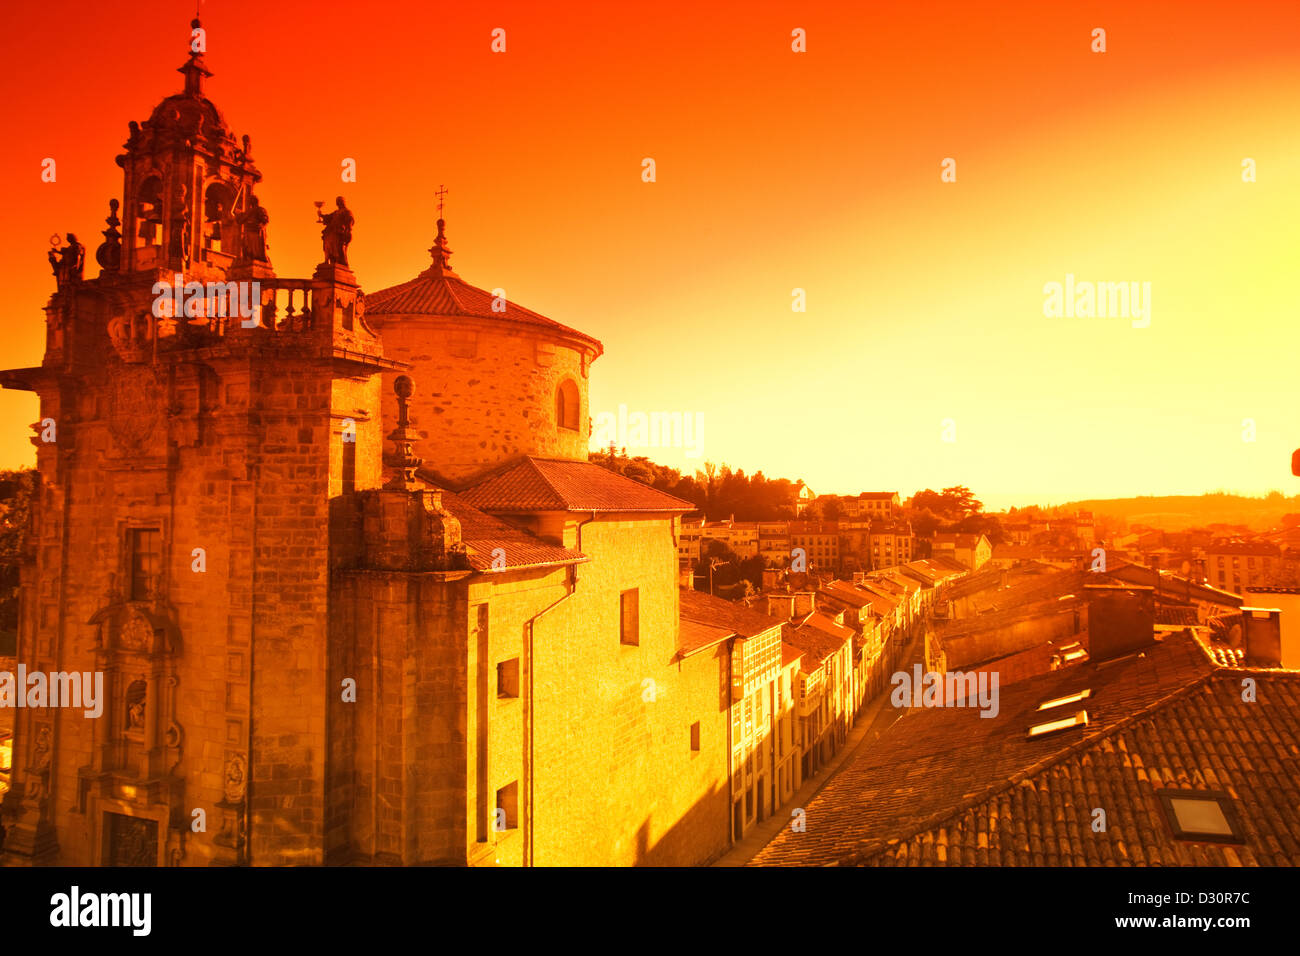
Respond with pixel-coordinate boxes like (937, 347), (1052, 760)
(1241, 607), (1283, 667)
(793, 590), (815, 617)
(1084, 584), (1155, 662)
(762, 567), (783, 591)
(852, 571), (865, 584)
(766, 594), (795, 620)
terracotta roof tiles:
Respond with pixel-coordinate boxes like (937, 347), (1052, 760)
(679, 588), (784, 640)
(460, 457), (695, 514)
(752, 631), (1241, 866)
(365, 266), (602, 352)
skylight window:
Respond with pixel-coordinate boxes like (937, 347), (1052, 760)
(1027, 710), (1088, 738)
(1157, 790), (1246, 844)
(1037, 689), (1092, 711)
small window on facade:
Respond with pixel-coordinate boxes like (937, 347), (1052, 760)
(556, 379), (580, 431)
(497, 658), (519, 699)
(1157, 790), (1245, 843)
(130, 528), (160, 601)
(620, 589), (639, 646)
(495, 782), (519, 831)
(690, 721), (701, 751)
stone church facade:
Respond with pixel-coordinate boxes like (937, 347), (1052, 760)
(0, 25), (735, 866)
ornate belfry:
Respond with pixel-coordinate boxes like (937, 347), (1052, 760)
(1, 15), (390, 866)
(117, 17), (271, 279)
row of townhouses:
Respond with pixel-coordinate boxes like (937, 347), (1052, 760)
(680, 513), (923, 574)
(697, 556), (968, 842)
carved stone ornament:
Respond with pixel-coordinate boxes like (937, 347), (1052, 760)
(108, 365), (164, 453)
(223, 752), (247, 803)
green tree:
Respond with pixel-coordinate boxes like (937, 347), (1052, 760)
(0, 468), (35, 655)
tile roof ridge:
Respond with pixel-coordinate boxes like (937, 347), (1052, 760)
(837, 667), (1218, 867)
(442, 273), (469, 312)
(458, 454), (537, 490)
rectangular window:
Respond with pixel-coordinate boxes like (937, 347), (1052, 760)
(495, 782), (519, 832)
(620, 589), (639, 646)
(690, 721), (701, 751)
(130, 528), (160, 601)
(497, 658), (519, 699)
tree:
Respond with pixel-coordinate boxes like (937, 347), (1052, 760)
(822, 498), (844, 520)
(0, 468), (35, 655)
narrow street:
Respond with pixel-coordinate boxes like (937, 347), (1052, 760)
(712, 626), (927, 866)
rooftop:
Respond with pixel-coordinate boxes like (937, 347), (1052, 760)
(751, 631), (1300, 866)
(439, 489), (588, 572)
(460, 457), (695, 514)
(364, 218), (603, 353)
(679, 588), (784, 640)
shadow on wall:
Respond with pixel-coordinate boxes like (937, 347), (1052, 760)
(634, 780), (731, 867)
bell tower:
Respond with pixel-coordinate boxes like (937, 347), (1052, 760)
(115, 17), (271, 279)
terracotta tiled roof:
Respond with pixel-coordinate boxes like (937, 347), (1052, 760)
(789, 521), (840, 536)
(752, 631), (1230, 867)
(439, 489), (588, 572)
(365, 263), (602, 351)
(679, 588), (784, 640)
(927, 554), (970, 573)
(678, 618), (733, 658)
(460, 457), (695, 513)
(1207, 540), (1282, 557)
(1155, 604), (1199, 626)
(1099, 563), (1242, 608)
(853, 670), (1300, 866)
(818, 582), (874, 610)
(789, 614), (854, 667)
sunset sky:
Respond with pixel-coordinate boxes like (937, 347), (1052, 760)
(1, 0), (1296, 509)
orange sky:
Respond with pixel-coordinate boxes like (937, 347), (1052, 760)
(2, 0), (1297, 509)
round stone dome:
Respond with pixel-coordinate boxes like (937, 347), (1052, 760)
(364, 219), (604, 484)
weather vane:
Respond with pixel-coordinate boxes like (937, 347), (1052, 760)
(436, 184), (448, 219)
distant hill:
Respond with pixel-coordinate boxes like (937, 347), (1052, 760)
(1056, 493), (1300, 532)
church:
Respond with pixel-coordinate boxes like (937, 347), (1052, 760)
(0, 21), (745, 866)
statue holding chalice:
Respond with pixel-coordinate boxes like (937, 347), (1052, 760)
(317, 195), (354, 268)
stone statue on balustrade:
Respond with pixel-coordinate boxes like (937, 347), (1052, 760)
(237, 194), (270, 263)
(47, 233), (85, 290)
(318, 196), (354, 268)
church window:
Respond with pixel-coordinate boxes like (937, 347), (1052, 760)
(136, 176), (163, 246)
(620, 589), (639, 646)
(497, 658), (519, 699)
(556, 379), (580, 431)
(129, 528), (160, 601)
(495, 782), (518, 831)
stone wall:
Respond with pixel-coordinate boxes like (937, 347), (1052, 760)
(530, 516), (732, 866)
(376, 317), (591, 482)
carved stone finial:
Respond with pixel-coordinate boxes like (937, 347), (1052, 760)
(426, 216), (456, 277)
(386, 375), (423, 489)
(95, 199), (122, 272)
